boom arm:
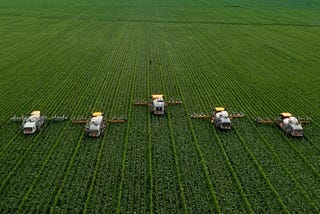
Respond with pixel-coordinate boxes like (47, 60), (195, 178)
(71, 119), (87, 124)
(134, 100), (150, 106)
(48, 115), (68, 122)
(255, 117), (274, 124)
(72, 116), (127, 124)
(191, 113), (211, 119)
(12, 115), (67, 122)
(229, 112), (245, 119)
(166, 100), (183, 105)
(255, 116), (311, 124)
(11, 116), (27, 122)
(297, 117), (312, 124)
(106, 119), (127, 123)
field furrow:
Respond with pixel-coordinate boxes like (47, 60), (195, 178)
(1, 0), (319, 212)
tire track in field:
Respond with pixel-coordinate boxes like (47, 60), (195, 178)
(116, 22), (174, 213)
(156, 35), (220, 212)
(154, 31), (187, 212)
(145, 23), (154, 213)
(234, 127), (289, 212)
(83, 23), (133, 213)
(116, 44), (149, 213)
(257, 26), (320, 67)
(0, 133), (19, 157)
(164, 23), (252, 212)
(115, 25), (138, 214)
(80, 22), (146, 212)
(169, 57), (221, 213)
(48, 26), (119, 212)
(118, 51), (141, 214)
(166, 23), (256, 212)
(262, 26), (320, 50)
(0, 132), (71, 211)
(56, 19), (134, 212)
(183, 60), (255, 212)
(170, 40), (254, 212)
(160, 31), (221, 213)
(159, 40), (213, 212)
(49, 21), (133, 212)
(144, 24), (185, 213)
(174, 46), (257, 212)
(104, 36), (141, 214)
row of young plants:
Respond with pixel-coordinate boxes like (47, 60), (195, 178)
(115, 23), (156, 213)
(149, 25), (186, 213)
(0, 19), (93, 114)
(0, 20), (129, 212)
(164, 20), (318, 212)
(191, 22), (318, 211)
(0, 19), (95, 198)
(158, 30), (224, 214)
(81, 22), (134, 213)
(1, 1), (320, 212)
(0, 19), (95, 156)
(165, 25), (256, 213)
(225, 25), (320, 209)
(49, 20), (135, 213)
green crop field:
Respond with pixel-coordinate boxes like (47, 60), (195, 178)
(1, 0), (320, 212)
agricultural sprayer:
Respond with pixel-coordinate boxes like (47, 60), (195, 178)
(11, 111), (67, 134)
(255, 112), (311, 137)
(192, 107), (244, 130)
(71, 112), (127, 137)
(134, 94), (182, 115)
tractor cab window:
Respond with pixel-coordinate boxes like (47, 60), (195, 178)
(89, 130), (99, 137)
(292, 130), (303, 136)
(222, 122), (231, 128)
(23, 127), (33, 133)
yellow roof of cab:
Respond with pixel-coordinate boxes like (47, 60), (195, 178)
(151, 94), (164, 99)
(280, 112), (292, 117)
(92, 112), (103, 117)
(31, 111), (41, 117)
(215, 107), (225, 112)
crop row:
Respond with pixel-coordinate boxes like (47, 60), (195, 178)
(158, 21), (320, 212)
(1, 1), (320, 212)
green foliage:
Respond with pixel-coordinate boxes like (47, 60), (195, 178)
(0, 0), (320, 212)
